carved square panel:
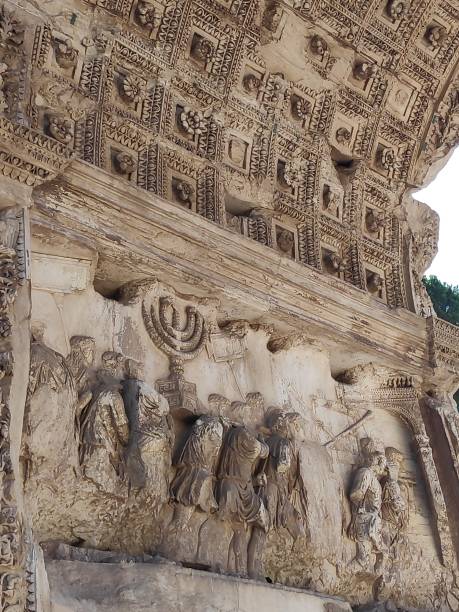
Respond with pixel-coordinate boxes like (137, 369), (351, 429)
(186, 30), (217, 73)
(363, 206), (385, 243)
(112, 68), (147, 116)
(321, 184), (342, 221)
(169, 173), (197, 211)
(273, 223), (298, 260)
(109, 146), (138, 181)
(130, 0), (163, 39)
(49, 34), (81, 80)
(365, 264), (386, 301)
(418, 17), (450, 57)
(225, 133), (251, 173)
(240, 65), (265, 100)
(386, 80), (418, 121)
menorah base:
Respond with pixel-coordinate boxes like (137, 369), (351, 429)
(155, 374), (201, 421)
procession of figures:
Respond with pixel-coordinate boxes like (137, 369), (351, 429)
(22, 311), (409, 584)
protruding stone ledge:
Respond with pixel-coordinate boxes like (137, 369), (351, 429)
(42, 551), (352, 612)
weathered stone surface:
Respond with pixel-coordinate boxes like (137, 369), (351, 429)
(44, 556), (352, 612)
(0, 0), (456, 611)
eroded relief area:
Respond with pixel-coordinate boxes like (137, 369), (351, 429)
(19, 275), (453, 610)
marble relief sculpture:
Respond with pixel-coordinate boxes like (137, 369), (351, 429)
(348, 438), (387, 574)
(1, 0), (459, 607)
(216, 425), (269, 575)
(79, 352), (129, 494)
(169, 414), (224, 528)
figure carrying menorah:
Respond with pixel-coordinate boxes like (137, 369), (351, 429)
(142, 295), (208, 419)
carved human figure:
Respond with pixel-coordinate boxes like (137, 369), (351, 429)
(66, 335), (95, 417)
(169, 415), (224, 531)
(215, 425), (269, 575)
(248, 409), (308, 579)
(25, 332), (94, 474)
(374, 447), (409, 600)
(348, 437), (387, 573)
(381, 447), (408, 548)
(79, 352), (129, 494)
(123, 360), (174, 512)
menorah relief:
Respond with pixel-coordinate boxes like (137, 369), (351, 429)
(142, 295), (208, 418)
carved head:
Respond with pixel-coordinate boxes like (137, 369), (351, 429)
(335, 127), (352, 145)
(69, 336), (95, 369)
(324, 251), (347, 274)
(425, 25), (446, 49)
(366, 271), (383, 294)
(101, 351), (125, 378)
(266, 408), (302, 438)
(114, 151), (136, 175)
(353, 61), (377, 81)
(194, 415), (224, 446)
(360, 437), (386, 476)
(190, 35), (214, 64)
(385, 446), (404, 480)
(53, 38), (77, 69)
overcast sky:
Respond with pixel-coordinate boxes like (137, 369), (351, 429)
(415, 149), (459, 287)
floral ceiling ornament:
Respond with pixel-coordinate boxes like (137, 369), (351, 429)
(377, 146), (397, 172)
(292, 97), (310, 120)
(386, 0), (408, 22)
(119, 75), (144, 104)
(336, 127), (352, 144)
(179, 107), (210, 136)
(243, 73), (261, 94)
(309, 34), (327, 58)
(47, 116), (73, 144)
(425, 25), (446, 49)
(114, 151), (136, 175)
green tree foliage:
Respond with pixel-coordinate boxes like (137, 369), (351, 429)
(423, 275), (459, 406)
(423, 276), (459, 325)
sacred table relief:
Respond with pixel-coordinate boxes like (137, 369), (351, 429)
(0, 0), (457, 610)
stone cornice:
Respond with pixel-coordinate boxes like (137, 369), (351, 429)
(32, 160), (444, 378)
